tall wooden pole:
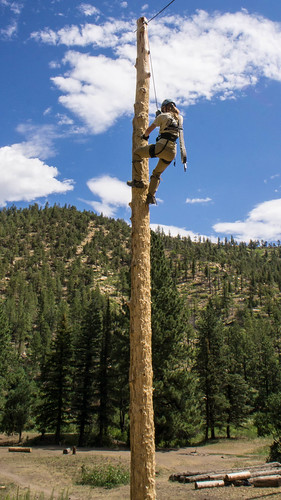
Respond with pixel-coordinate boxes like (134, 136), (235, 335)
(129, 16), (156, 500)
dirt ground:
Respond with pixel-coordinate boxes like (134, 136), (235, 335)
(1, 436), (281, 499)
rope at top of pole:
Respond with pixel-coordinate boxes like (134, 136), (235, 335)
(134, 0), (176, 31)
(147, 0), (176, 24)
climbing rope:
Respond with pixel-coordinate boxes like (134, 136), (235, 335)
(148, 40), (159, 111)
(134, 0), (175, 110)
(134, 1), (177, 111)
(146, 0), (176, 25)
(147, 1), (176, 110)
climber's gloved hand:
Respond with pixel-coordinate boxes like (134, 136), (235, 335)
(141, 134), (149, 140)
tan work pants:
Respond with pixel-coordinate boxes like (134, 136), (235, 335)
(133, 139), (177, 196)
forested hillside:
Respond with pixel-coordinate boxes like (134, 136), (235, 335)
(1, 204), (281, 447)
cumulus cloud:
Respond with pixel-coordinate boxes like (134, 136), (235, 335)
(31, 10), (281, 133)
(85, 175), (131, 216)
(150, 223), (217, 242)
(0, 145), (74, 207)
(213, 198), (281, 242)
(51, 51), (135, 133)
(31, 20), (133, 48)
(186, 197), (212, 204)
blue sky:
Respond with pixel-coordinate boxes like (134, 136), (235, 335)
(1, 0), (281, 243)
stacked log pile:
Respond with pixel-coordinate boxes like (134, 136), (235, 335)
(169, 462), (281, 489)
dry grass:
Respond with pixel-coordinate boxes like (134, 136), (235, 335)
(1, 435), (281, 499)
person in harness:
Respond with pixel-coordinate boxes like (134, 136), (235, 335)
(127, 99), (187, 205)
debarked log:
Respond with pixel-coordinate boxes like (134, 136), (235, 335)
(225, 471), (251, 481)
(8, 447), (32, 453)
(252, 475), (281, 487)
(195, 480), (225, 490)
(251, 468), (281, 477)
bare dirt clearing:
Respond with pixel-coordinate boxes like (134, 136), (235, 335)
(1, 437), (281, 499)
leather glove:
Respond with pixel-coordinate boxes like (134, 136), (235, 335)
(142, 134), (149, 140)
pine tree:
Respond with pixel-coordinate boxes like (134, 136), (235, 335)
(0, 302), (13, 407)
(151, 232), (200, 446)
(37, 306), (73, 443)
(223, 324), (253, 437)
(196, 300), (227, 440)
(72, 290), (103, 447)
(1, 366), (34, 442)
(97, 298), (113, 445)
(110, 302), (130, 439)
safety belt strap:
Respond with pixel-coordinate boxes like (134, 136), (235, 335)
(178, 115), (187, 171)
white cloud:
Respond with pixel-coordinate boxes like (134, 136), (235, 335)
(150, 223), (217, 242)
(56, 113), (74, 126)
(85, 175), (131, 216)
(78, 4), (100, 17)
(213, 198), (281, 242)
(51, 51), (135, 133)
(0, 19), (17, 39)
(0, 0), (23, 39)
(49, 60), (61, 69)
(31, 20), (133, 48)
(32, 10), (281, 133)
(16, 123), (58, 159)
(0, 145), (74, 207)
(0, 0), (23, 14)
(120, 2), (128, 8)
(186, 197), (212, 204)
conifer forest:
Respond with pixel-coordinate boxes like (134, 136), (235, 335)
(1, 204), (281, 448)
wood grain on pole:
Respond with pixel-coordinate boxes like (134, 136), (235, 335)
(129, 16), (156, 500)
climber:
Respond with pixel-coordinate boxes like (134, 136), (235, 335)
(127, 99), (187, 205)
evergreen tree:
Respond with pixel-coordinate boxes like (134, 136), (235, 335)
(0, 302), (13, 408)
(110, 302), (130, 439)
(97, 298), (113, 445)
(37, 307), (73, 443)
(196, 300), (227, 440)
(223, 324), (253, 437)
(151, 232), (200, 445)
(1, 366), (34, 442)
(72, 290), (103, 447)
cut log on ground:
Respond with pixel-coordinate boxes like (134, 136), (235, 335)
(252, 475), (281, 487)
(225, 471), (251, 481)
(169, 462), (281, 483)
(63, 448), (71, 454)
(251, 467), (281, 477)
(195, 480), (225, 490)
(8, 447), (32, 453)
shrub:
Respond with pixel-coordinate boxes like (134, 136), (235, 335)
(268, 438), (281, 463)
(80, 461), (130, 489)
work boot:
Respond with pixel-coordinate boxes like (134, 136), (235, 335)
(146, 193), (157, 205)
(127, 180), (145, 188)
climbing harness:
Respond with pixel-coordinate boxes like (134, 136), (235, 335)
(137, 0), (188, 171)
(149, 139), (169, 158)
